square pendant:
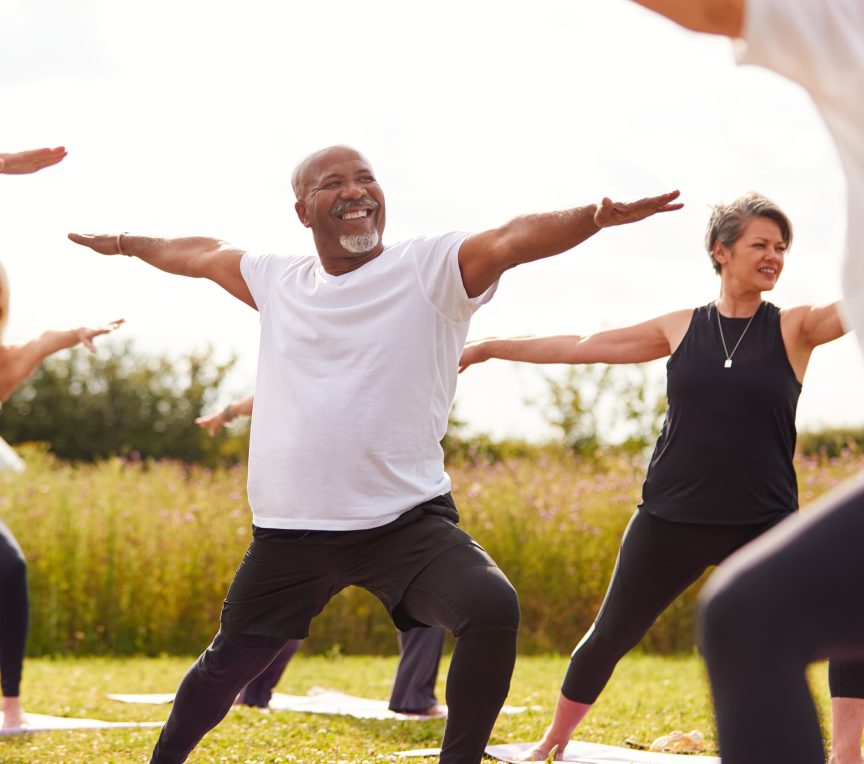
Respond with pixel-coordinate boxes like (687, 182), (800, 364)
(724, 359), (733, 368)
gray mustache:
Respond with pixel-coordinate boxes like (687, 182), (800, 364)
(331, 199), (379, 216)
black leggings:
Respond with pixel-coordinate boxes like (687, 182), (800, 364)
(561, 510), (775, 703)
(151, 542), (519, 764)
(700, 474), (864, 764)
(0, 518), (28, 698)
(561, 509), (864, 705)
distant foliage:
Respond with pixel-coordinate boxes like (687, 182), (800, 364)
(539, 364), (667, 455)
(0, 341), (248, 465)
(797, 427), (864, 458)
(442, 404), (541, 464)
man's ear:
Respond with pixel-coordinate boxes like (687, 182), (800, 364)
(295, 200), (311, 228)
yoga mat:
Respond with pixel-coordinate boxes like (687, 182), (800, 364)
(397, 741), (721, 762)
(0, 436), (25, 473)
(107, 693), (176, 705)
(0, 712), (162, 736)
(268, 690), (444, 719)
(109, 689), (534, 720)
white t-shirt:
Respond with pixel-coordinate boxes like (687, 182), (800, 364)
(240, 232), (494, 530)
(737, 0), (864, 356)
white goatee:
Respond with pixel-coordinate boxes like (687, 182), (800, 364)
(339, 231), (380, 254)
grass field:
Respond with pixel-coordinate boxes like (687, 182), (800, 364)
(1, 447), (855, 760)
(0, 653), (833, 763)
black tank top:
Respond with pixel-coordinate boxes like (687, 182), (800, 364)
(639, 301), (801, 525)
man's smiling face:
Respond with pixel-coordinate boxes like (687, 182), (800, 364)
(294, 146), (386, 273)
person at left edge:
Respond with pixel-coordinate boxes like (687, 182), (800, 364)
(1, 143), (119, 732)
(68, 144), (681, 764)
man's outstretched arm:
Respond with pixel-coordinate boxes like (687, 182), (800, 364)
(631, 0), (744, 37)
(68, 233), (256, 309)
(458, 191), (681, 298)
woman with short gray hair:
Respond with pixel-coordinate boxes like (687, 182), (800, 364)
(459, 191), (855, 761)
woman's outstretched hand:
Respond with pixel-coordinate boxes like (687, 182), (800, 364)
(459, 340), (492, 373)
(76, 319), (125, 352)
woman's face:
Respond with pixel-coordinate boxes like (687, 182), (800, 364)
(717, 216), (787, 290)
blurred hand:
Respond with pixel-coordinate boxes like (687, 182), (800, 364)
(195, 412), (227, 437)
(458, 341), (491, 373)
(0, 146), (67, 175)
(77, 319), (124, 352)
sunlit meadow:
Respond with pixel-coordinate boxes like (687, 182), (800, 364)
(2, 444), (860, 658)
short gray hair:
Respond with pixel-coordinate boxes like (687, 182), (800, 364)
(704, 192), (793, 274)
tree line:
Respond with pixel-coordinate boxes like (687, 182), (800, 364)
(1, 341), (860, 464)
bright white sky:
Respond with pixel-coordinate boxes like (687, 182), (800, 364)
(1, 0), (862, 441)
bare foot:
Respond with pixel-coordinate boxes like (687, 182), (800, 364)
(415, 704), (445, 718)
(2, 696), (24, 731)
(518, 694), (590, 760)
(517, 738), (566, 761)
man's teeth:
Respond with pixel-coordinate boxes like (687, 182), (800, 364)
(759, 268), (776, 274)
(342, 210), (368, 220)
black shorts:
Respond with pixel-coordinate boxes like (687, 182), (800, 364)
(219, 493), (490, 639)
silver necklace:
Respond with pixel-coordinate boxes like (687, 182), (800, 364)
(715, 302), (761, 368)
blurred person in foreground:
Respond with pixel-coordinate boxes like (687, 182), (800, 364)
(631, 2), (864, 763)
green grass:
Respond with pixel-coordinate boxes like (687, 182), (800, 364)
(2, 653), (833, 763)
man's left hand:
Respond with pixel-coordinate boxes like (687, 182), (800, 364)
(594, 190), (682, 228)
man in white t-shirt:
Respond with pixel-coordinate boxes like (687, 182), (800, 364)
(196, 394), (447, 716)
(632, 3), (864, 763)
(69, 145), (681, 764)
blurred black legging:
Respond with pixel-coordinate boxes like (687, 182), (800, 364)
(0, 518), (27, 698)
(389, 625), (446, 713)
(700, 474), (864, 764)
(561, 509), (864, 705)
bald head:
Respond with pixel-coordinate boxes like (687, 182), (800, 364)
(291, 145), (372, 200)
